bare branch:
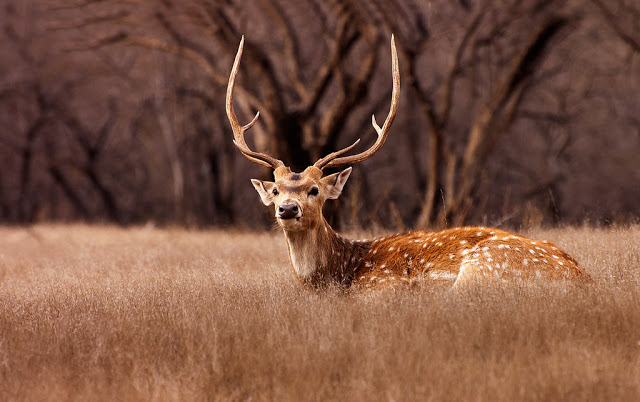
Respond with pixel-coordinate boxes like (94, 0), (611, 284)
(46, 0), (124, 11)
(590, 0), (640, 53)
(317, 30), (377, 151)
(257, 0), (307, 101)
(47, 9), (130, 31)
(316, 35), (399, 170)
(300, 14), (350, 117)
(438, 11), (484, 128)
(48, 165), (91, 218)
(463, 17), (567, 169)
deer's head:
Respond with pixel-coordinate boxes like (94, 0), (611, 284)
(226, 36), (399, 232)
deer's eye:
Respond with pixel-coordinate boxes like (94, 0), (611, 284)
(272, 188), (278, 195)
(308, 187), (319, 196)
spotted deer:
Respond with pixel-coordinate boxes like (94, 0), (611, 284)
(227, 36), (591, 289)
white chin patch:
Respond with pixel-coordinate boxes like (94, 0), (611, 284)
(278, 217), (303, 228)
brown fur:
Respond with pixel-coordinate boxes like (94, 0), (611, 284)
(351, 227), (592, 289)
(251, 168), (592, 289)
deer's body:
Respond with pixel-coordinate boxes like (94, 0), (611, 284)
(282, 224), (590, 289)
(226, 36), (592, 290)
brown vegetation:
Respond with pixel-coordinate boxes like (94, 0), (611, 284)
(1, 225), (639, 400)
(1, 0), (640, 227)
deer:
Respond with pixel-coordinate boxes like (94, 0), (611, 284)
(226, 36), (592, 290)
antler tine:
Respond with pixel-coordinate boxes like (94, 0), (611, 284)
(312, 139), (361, 169)
(314, 35), (400, 170)
(226, 36), (284, 169)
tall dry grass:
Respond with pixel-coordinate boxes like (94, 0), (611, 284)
(0, 225), (639, 401)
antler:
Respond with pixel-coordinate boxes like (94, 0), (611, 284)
(226, 36), (284, 169)
(314, 35), (400, 170)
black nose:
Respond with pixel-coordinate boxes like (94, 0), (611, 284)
(277, 203), (300, 219)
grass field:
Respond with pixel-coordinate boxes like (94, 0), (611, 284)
(0, 224), (639, 401)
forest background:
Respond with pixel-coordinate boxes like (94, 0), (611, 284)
(1, 0), (639, 230)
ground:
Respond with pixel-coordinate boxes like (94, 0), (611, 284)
(0, 224), (639, 401)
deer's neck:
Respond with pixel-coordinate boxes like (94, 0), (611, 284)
(282, 220), (370, 287)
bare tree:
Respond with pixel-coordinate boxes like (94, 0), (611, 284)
(366, 0), (570, 227)
(2, 0), (640, 227)
(50, 99), (122, 221)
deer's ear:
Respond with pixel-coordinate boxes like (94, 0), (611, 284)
(322, 167), (352, 200)
(251, 179), (277, 206)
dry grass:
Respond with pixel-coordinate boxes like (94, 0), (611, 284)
(0, 224), (639, 401)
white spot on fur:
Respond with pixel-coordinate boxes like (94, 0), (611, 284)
(429, 272), (458, 280)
